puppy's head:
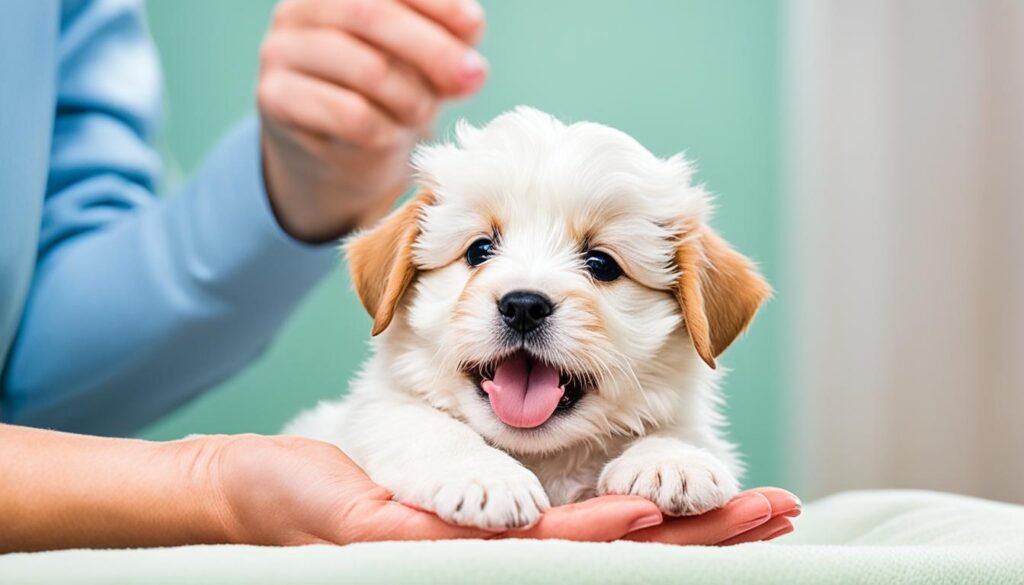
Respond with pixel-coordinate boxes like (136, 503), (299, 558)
(348, 107), (769, 454)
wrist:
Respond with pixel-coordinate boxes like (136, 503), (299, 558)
(169, 434), (251, 545)
(181, 433), (296, 546)
(260, 131), (352, 243)
(260, 128), (411, 243)
(104, 435), (234, 548)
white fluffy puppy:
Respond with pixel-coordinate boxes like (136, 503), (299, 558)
(284, 107), (770, 530)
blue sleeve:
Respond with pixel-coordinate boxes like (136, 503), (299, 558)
(0, 0), (336, 435)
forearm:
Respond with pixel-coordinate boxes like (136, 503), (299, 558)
(0, 424), (228, 552)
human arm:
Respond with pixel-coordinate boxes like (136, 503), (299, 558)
(0, 0), (331, 433)
(0, 423), (796, 552)
(1, 0), (488, 434)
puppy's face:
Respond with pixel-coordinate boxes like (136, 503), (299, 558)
(349, 108), (769, 455)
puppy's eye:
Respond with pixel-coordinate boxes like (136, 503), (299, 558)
(584, 251), (623, 282)
(466, 238), (494, 267)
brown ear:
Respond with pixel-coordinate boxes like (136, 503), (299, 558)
(674, 228), (771, 369)
(346, 190), (435, 336)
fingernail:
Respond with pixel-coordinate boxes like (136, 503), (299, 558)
(460, 50), (488, 82)
(628, 512), (663, 533)
(773, 494), (802, 518)
(782, 495), (802, 517)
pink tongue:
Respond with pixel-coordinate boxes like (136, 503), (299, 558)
(481, 354), (564, 429)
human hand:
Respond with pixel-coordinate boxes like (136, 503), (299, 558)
(204, 434), (661, 544)
(256, 0), (487, 242)
(204, 434), (797, 545)
(494, 487), (798, 545)
(624, 487), (800, 545)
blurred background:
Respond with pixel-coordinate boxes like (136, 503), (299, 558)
(140, 0), (1023, 504)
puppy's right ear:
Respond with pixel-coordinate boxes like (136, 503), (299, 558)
(347, 190), (435, 336)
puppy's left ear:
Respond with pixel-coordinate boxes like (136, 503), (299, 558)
(674, 228), (772, 369)
(347, 190), (435, 336)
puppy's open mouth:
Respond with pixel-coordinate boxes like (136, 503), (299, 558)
(466, 351), (593, 429)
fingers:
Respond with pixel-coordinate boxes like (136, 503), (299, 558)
(258, 68), (402, 148)
(750, 487), (802, 518)
(261, 28), (438, 127)
(328, 498), (489, 543)
(718, 516), (794, 546)
(502, 496), (663, 542)
(713, 488), (800, 545)
(624, 491), (773, 545)
(348, 488), (800, 545)
(624, 488), (802, 546)
(284, 0), (488, 95)
(401, 0), (486, 44)
(377, 501), (492, 541)
(262, 0), (487, 144)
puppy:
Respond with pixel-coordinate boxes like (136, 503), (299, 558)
(284, 107), (770, 530)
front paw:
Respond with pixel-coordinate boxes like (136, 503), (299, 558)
(407, 461), (551, 530)
(598, 447), (739, 516)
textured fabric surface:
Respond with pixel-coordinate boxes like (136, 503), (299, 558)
(3, 490), (1022, 584)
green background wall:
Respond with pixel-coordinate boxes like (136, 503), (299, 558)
(142, 0), (788, 489)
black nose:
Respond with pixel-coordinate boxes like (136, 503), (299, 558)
(498, 291), (554, 334)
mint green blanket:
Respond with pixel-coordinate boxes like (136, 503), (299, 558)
(4, 490), (1022, 584)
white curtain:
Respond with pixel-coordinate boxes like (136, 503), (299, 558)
(790, 0), (1024, 503)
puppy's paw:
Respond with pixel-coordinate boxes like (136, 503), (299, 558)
(411, 461), (551, 531)
(598, 447), (739, 516)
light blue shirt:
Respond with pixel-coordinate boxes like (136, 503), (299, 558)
(0, 0), (336, 435)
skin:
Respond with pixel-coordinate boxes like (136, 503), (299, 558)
(0, 424), (799, 553)
(259, 0), (491, 242)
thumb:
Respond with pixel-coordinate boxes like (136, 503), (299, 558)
(503, 495), (662, 542)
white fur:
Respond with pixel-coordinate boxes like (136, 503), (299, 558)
(284, 107), (742, 529)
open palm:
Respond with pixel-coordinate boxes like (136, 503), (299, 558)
(215, 435), (799, 546)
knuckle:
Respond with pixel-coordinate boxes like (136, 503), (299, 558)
(258, 35), (286, 69)
(270, 0), (298, 27)
(339, 96), (379, 145)
(353, 53), (389, 92)
(440, 0), (465, 22)
(256, 74), (286, 116)
(429, 0), (471, 25)
(407, 97), (437, 126)
(342, 0), (380, 30)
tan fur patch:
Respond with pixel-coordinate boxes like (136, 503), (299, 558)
(453, 265), (485, 318)
(560, 290), (607, 335)
(347, 190), (436, 335)
(674, 228), (771, 369)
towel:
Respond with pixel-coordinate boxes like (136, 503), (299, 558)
(3, 490), (1022, 584)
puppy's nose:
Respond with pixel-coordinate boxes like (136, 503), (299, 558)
(498, 291), (554, 334)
